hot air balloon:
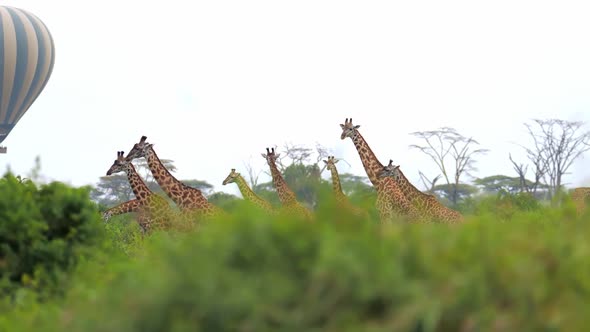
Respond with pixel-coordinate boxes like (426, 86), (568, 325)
(0, 6), (55, 154)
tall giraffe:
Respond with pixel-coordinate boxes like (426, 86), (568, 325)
(339, 118), (421, 223)
(571, 187), (590, 216)
(378, 160), (464, 223)
(106, 151), (180, 233)
(125, 136), (225, 219)
(222, 168), (275, 214)
(261, 147), (314, 221)
(323, 156), (369, 219)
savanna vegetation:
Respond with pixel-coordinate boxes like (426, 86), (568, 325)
(1, 117), (589, 331)
(1, 163), (589, 331)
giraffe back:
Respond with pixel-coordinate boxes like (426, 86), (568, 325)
(379, 160), (463, 223)
(572, 187), (590, 215)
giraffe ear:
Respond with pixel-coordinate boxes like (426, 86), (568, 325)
(323, 160), (328, 164)
(261, 153), (267, 159)
(354, 125), (360, 129)
(275, 153), (281, 158)
(334, 159), (339, 164)
(340, 124), (345, 129)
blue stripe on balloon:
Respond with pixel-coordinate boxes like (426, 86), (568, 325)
(0, 14), (5, 124)
(4, 7), (29, 124)
(34, 21), (55, 107)
(18, 10), (48, 117)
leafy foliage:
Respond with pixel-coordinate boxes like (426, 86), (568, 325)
(0, 173), (105, 301)
(1, 197), (588, 331)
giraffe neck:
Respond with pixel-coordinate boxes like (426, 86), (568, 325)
(145, 146), (205, 204)
(350, 131), (384, 187)
(125, 164), (151, 201)
(329, 167), (346, 199)
(105, 199), (141, 216)
(268, 160), (297, 204)
(234, 174), (272, 209)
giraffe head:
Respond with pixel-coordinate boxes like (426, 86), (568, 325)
(125, 135), (153, 161)
(322, 155), (339, 171)
(339, 118), (360, 140)
(222, 168), (240, 185)
(261, 147), (280, 165)
(378, 159), (401, 180)
(106, 151), (132, 175)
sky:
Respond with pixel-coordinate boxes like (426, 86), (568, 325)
(1, 0), (590, 199)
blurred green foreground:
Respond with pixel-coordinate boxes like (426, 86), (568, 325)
(1, 173), (589, 332)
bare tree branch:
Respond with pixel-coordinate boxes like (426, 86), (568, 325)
(409, 127), (488, 205)
(418, 171), (441, 193)
(521, 119), (590, 200)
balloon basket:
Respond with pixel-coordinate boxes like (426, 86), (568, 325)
(0, 146), (6, 154)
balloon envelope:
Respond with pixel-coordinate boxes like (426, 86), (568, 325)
(0, 6), (55, 144)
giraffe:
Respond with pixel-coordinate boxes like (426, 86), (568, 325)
(106, 151), (183, 233)
(102, 199), (141, 221)
(378, 160), (464, 223)
(571, 187), (590, 216)
(222, 168), (275, 214)
(125, 136), (225, 219)
(261, 147), (314, 221)
(339, 118), (422, 223)
(323, 156), (369, 219)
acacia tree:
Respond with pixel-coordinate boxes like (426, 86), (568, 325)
(409, 127), (489, 206)
(521, 119), (590, 199)
(508, 152), (548, 196)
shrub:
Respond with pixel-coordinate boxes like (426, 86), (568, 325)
(0, 173), (105, 300)
(35, 202), (590, 332)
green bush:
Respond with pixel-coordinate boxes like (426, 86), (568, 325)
(6, 201), (580, 332)
(2, 189), (590, 331)
(0, 173), (105, 300)
(458, 190), (542, 220)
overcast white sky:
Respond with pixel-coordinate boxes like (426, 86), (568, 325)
(1, 0), (590, 198)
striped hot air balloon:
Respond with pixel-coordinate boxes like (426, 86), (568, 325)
(0, 6), (55, 153)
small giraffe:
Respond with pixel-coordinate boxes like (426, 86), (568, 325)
(222, 168), (275, 214)
(103, 199), (141, 221)
(378, 160), (464, 223)
(106, 151), (181, 233)
(340, 118), (421, 223)
(102, 199), (154, 230)
(571, 187), (590, 216)
(261, 147), (314, 221)
(323, 156), (369, 219)
(125, 136), (225, 219)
